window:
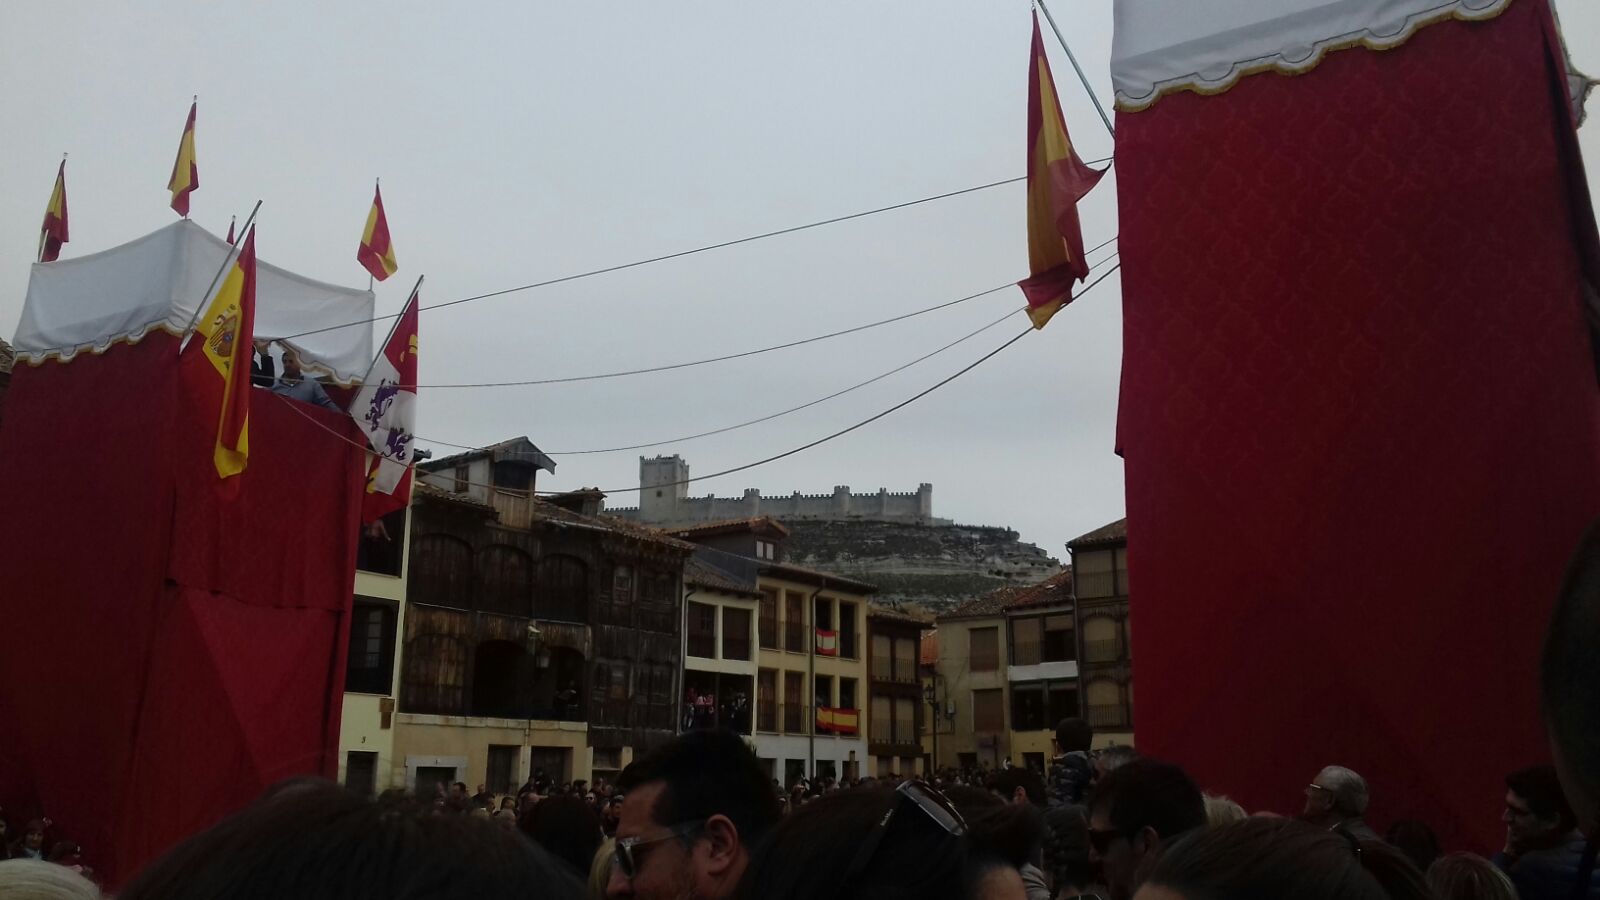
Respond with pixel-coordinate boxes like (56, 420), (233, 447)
(893, 637), (918, 683)
(894, 697), (916, 745)
(814, 675), (834, 711)
(973, 688), (1005, 733)
(637, 571), (678, 634)
(1043, 615), (1075, 662)
(605, 565), (634, 626)
(453, 465), (470, 493)
(492, 460), (534, 493)
(970, 627), (999, 672)
(814, 597), (833, 631)
(871, 696), (891, 742)
(1084, 616), (1121, 663)
(1114, 547), (1129, 595)
(783, 671), (804, 733)
(477, 545), (534, 617)
(757, 669), (778, 732)
(1012, 617), (1042, 666)
(1048, 681), (1080, 724)
(356, 508), (407, 576)
(687, 601), (717, 659)
(756, 540), (775, 560)
(536, 555), (588, 623)
(871, 634), (892, 681)
(345, 751), (378, 798)
(759, 590), (778, 649)
(486, 745), (519, 795)
(1075, 549), (1115, 599)
(1011, 683), (1047, 731)
(839, 602), (858, 660)
(399, 633), (467, 715)
(409, 534), (473, 610)
(345, 598), (397, 695)
(722, 607), (752, 661)
(839, 677), (857, 711)
(784, 592), (805, 652)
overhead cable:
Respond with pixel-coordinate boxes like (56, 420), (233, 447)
(277, 162), (1113, 342)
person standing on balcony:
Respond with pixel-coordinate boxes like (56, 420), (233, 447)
(1047, 717), (1094, 809)
(269, 345), (339, 410)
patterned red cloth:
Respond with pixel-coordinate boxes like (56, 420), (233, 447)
(1115, 0), (1600, 853)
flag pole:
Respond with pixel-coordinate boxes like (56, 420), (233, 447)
(359, 274), (424, 386)
(1035, 0), (1115, 139)
(179, 199), (261, 341)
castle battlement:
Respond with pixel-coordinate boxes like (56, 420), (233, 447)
(614, 455), (948, 527)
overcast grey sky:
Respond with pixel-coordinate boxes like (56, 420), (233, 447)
(2, 2), (1596, 555)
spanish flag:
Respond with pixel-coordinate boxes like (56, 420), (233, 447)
(357, 184), (398, 281)
(168, 100), (199, 216)
(39, 160), (68, 263)
(1017, 11), (1105, 330)
(182, 230), (257, 492)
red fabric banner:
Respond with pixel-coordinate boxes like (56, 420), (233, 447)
(1114, 0), (1599, 854)
(0, 333), (364, 886)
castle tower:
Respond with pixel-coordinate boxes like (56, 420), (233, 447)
(639, 455), (690, 522)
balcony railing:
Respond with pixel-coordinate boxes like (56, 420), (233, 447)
(784, 622), (805, 653)
(1083, 639), (1125, 663)
(781, 701), (805, 734)
(1087, 702), (1130, 729)
(757, 702), (777, 732)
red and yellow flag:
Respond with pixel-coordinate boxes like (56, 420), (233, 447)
(39, 160), (69, 263)
(181, 230), (257, 491)
(1018, 11), (1105, 330)
(168, 101), (199, 216)
(357, 184), (398, 281)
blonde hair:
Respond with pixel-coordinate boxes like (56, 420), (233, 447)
(587, 838), (615, 900)
(1427, 853), (1517, 900)
(0, 859), (103, 900)
(1203, 793), (1248, 826)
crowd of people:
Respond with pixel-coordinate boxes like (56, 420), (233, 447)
(2, 526), (1598, 899)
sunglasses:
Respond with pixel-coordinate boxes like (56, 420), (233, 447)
(613, 820), (706, 879)
(841, 781), (967, 881)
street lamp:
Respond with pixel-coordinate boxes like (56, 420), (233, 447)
(924, 677), (943, 773)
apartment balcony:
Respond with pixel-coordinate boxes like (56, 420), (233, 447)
(1087, 702), (1131, 729)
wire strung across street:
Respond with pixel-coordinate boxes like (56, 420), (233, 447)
(369, 259), (1122, 497)
(406, 236), (1118, 390)
(276, 161), (1114, 343)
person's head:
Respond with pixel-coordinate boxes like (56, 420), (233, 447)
(452, 781), (469, 797)
(1095, 746), (1139, 785)
(280, 346), (304, 378)
(609, 729), (780, 900)
(736, 783), (973, 900)
(477, 784), (487, 795)
(23, 819), (47, 851)
(1426, 852), (1517, 900)
(118, 780), (581, 900)
(1133, 817), (1387, 900)
(1055, 718), (1093, 755)
(988, 766), (1047, 808)
(1201, 794), (1246, 827)
(502, 795), (517, 811)
(942, 785), (1046, 868)
(1384, 820), (1440, 874)
(1503, 764), (1575, 849)
(1542, 520), (1600, 834)
(522, 793), (604, 880)
(0, 858), (102, 900)
(1302, 766), (1369, 826)
(1088, 759), (1207, 900)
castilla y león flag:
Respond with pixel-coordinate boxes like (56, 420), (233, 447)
(1018, 11), (1105, 330)
(351, 288), (418, 522)
(168, 101), (199, 217)
(181, 229), (257, 490)
(357, 184), (398, 282)
(40, 160), (68, 262)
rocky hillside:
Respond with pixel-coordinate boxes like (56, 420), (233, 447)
(781, 520), (1062, 614)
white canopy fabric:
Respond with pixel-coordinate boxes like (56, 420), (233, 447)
(1111, 0), (1511, 110)
(15, 220), (375, 383)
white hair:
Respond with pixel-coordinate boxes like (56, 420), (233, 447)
(1317, 765), (1370, 818)
(0, 859), (102, 900)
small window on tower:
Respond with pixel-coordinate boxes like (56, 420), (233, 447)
(656, 490), (663, 498)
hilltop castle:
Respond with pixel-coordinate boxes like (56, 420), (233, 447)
(608, 455), (951, 527)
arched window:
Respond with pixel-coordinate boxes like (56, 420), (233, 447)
(409, 535), (473, 610)
(537, 555), (589, 623)
(478, 545), (534, 617)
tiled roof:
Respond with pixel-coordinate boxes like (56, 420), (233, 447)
(759, 560), (877, 595)
(685, 557), (761, 597)
(414, 481), (496, 512)
(667, 517), (792, 540)
(868, 603), (935, 626)
(414, 483), (694, 553)
(938, 568), (1073, 621)
(1068, 517), (1127, 548)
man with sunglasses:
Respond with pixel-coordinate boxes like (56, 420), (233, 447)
(1086, 759), (1206, 900)
(607, 729), (780, 900)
